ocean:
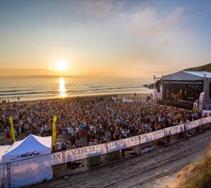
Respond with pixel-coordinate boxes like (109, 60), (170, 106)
(0, 76), (150, 101)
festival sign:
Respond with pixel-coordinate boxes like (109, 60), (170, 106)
(10, 151), (42, 161)
(201, 116), (211, 125)
(140, 129), (166, 144)
(64, 143), (107, 162)
(124, 135), (140, 148)
(106, 135), (140, 153)
(106, 139), (128, 153)
(51, 151), (65, 165)
(186, 119), (202, 130)
(164, 124), (185, 135)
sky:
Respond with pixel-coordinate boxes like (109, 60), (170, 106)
(0, 0), (211, 78)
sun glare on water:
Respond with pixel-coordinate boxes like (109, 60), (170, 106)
(58, 77), (67, 98)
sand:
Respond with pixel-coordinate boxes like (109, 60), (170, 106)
(0, 93), (149, 106)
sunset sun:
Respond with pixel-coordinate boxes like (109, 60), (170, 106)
(54, 59), (68, 72)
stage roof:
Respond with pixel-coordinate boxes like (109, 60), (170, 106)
(162, 71), (211, 81)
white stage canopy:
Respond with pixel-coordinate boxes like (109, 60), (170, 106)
(162, 71), (211, 81)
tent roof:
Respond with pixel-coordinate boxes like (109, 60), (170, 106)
(185, 71), (211, 78)
(162, 71), (211, 81)
(0, 145), (10, 163)
(2, 134), (51, 161)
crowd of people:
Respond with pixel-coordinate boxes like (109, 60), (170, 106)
(0, 96), (202, 151)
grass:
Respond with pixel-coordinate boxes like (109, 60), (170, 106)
(185, 63), (211, 72)
(179, 145), (211, 188)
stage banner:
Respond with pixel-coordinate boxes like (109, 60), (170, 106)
(106, 135), (140, 153)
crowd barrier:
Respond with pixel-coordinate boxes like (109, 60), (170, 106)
(1, 116), (211, 187)
(51, 116), (211, 164)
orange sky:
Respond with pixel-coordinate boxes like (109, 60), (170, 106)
(0, 1), (211, 79)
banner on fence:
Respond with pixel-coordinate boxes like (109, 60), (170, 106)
(107, 135), (140, 153)
(201, 116), (211, 125)
(166, 124), (185, 135)
(186, 119), (201, 130)
(64, 143), (107, 162)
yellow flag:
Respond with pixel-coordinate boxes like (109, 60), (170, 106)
(52, 115), (57, 150)
(9, 116), (16, 143)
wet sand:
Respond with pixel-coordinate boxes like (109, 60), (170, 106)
(0, 93), (148, 106)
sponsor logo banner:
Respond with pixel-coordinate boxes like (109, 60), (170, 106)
(107, 135), (140, 153)
(186, 119), (202, 130)
(64, 143), (107, 162)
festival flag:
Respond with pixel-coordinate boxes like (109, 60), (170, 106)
(9, 116), (16, 143)
(52, 115), (57, 150)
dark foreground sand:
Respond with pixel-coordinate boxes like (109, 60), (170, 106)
(32, 129), (211, 188)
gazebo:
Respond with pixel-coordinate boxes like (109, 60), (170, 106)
(0, 134), (52, 188)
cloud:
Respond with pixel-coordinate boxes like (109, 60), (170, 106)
(79, 0), (113, 18)
(128, 7), (186, 37)
(156, 7), (186, 33)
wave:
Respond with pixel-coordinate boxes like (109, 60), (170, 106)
(0, 77), (149, 101)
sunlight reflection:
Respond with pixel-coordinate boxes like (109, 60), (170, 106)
(58, 77), (67, 98)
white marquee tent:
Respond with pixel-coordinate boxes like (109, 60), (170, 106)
(2, 134), (51, 162)
(0, 134), (53, 188)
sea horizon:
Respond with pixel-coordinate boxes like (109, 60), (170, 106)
(0, 76), (151, 102)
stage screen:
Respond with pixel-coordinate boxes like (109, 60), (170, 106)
(162, 80), (203, 107)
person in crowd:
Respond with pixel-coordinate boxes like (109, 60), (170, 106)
(0, 96), (202, 150)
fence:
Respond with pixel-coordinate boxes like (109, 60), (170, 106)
(1, 116), (211, 187)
